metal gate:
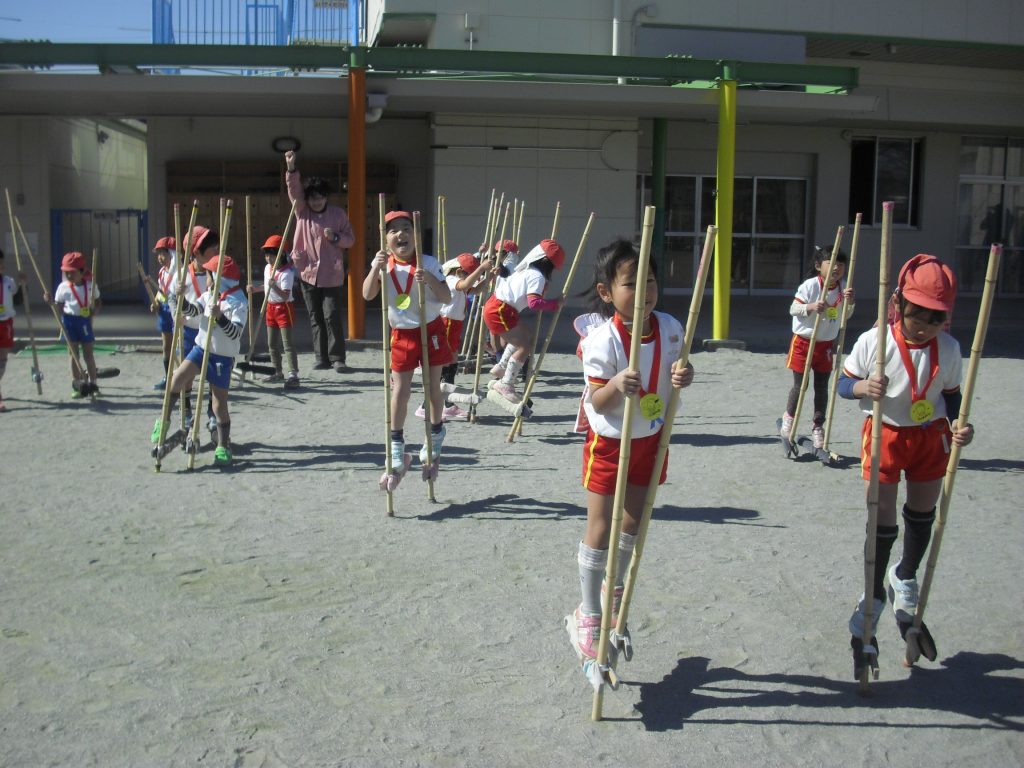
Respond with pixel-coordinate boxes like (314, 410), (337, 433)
(50, 209), (149, 302)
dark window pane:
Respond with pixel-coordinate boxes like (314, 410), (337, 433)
(660, 234), (697, 293)
(699, 176), (752, 232)
(730, 236), (751, 289)
(952, 248), (991, 293)
(664, 176), (696, 232)
(1004, 184), (1023, 250)
(1001, 249), (1024, 294)
(957, 183), (1003, 247)
(849, 138), (876, 224)
(753, 238), (804, 290)
(1008, 139), (1024, 179)
(756, 179), (806, 234)
(877, 139), (912, 225)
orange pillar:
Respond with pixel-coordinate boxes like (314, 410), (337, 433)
(347, 56), (367, 339)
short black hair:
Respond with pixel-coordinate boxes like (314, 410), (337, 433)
(899, 295), (947, 326)
(303, 176), (331, 199)
(584, 238), (658, 318)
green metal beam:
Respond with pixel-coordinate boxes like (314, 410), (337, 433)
(0, 42), (858, 90)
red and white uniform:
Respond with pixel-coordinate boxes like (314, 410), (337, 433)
(845, 323), (962, 484)
(264, 263), (296, 328)
(384, 254), (445, 329)
(791, 275), (848, 341)
(440, 273), (468, 354)
(493, 268), (546, 312)
(156, 264), (173, 304)
(580, 310), (685, 493)
(196, 278), (249, 357)
(54, 278), (100, 315)
(0, 275), (16, 349)
(169, 265), (206, 330)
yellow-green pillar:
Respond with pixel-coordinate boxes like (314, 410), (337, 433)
(712, 65), (737, 341)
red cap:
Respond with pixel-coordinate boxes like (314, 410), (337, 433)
(384, 210), (412, 227)
(61, 252), (87, 273)
(898, 254), (956, 313)
(494, 239), (518, 255)
(189, 226), (211, 255)
(153, 236), (176, 251)
(262, 234), (291, 252)
(202, 254), (241, 282)
(457, 253), (480, 273)
(540, 239), (566, 270)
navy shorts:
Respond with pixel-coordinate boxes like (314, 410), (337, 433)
(181, 325), (199, 357)
(62, 313), (95, 344)
(185, 344), (234, 390)
(156, 303), (173, 333)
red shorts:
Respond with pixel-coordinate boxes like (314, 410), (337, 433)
(860, 417), (952, 484)
(442, 317), (464, 355)
(582, 430), (668, 495)
(265, 301), (295, 329)
(390, 316), (455, 372)
(483, 295), (520, 335)
(786, 334), (834, 374)
(0, 318), (13, 349)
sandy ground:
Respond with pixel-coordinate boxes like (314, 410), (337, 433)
(0, 328), (1022, 767)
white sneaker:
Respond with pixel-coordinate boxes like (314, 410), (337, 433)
(414, 405), (426, 419)
(442, 404), (468, 422)
(419, 425), (446, 463)
(491, 380), (521, 403)
(489, 363), (506, 379)
(887, 562), (920, 622)
(780, 412), (794, 438)
(812, 425), (825, 449)
(848, 594), (885, 638)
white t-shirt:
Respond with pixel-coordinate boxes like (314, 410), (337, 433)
(494, 268), (546, 311)
(581, 310), (686, 439)
(168, 266), (206, 330)
(791, 275), (847, 342)
(54, 278), (101, 316)
(156, 265), (173, 304)
(843, 325), (962, 427)
(196, 279), (249, 357)
(384, 254), (446, 329)
(264, 263), (296, 304)
(440, 274), (468, 321)
(0, 275), (16, 321)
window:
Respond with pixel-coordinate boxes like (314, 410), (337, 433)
(638, 174), (808, 294)
(849, 137), (922, 227)
(955, 136), (1024, 295)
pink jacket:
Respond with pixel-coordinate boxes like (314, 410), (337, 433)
(286, 170), (356, 288)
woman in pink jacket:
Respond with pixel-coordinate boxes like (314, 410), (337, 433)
(285, 150), (356, 372)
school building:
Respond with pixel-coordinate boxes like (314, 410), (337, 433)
(1, 0), (1021, 337)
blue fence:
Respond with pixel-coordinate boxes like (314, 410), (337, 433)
(51, 209), (149, 303)
(152, 0), (361, 47)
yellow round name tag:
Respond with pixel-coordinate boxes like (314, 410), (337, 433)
(910, 399), (934, 423)
(0, 304), (5, 314)
(80, 307), (91, 318)
(639, 392), (665, 420)
(395, 293), (411, 310)
(825, 307), (839, 320)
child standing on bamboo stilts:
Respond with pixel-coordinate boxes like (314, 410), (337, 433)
(483, 240), (565, 404)
(0, 248), (29, 412)
(569, 239), (693, 660)
(165, 227), (210, 430)
(44, 251), (101, 398)
(780, 245), (855, 448)
(363, 211), (454, 481)
(839, 254), (973, 660)
(248, 234), (300, 389)
(164, 233), (249, 466)
(144, 236), (176, 390)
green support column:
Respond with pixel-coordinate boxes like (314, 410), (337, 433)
(651, 118), (668, 264)
(710, 66), (740, 347)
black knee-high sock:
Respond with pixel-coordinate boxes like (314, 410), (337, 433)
(897, 505), (936, 580)
(812, 371), (829, 426)
(872, 524), (900, 601)
(785, 371), (801, 416)
(390, 429), (403, 443)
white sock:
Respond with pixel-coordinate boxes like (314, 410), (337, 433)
(499, 344), (516, 365)
(616, 532), (637, 587)
(577, 542), (607, 615)
(501, 359), (522, 385)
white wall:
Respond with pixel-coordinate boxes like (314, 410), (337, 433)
(47, 119), (147, 210)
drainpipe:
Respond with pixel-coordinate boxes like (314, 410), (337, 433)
(612, 0), (624, 84)
(347, 47), (367, 339)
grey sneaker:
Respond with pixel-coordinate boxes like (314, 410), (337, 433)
(887, 562), (920, 622)
(419, 425), (446, 463)
(848, 594), (885, 638)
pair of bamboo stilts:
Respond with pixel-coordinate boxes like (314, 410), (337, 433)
(590, 214), (716, 720)
(3, 189), (43, 395)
